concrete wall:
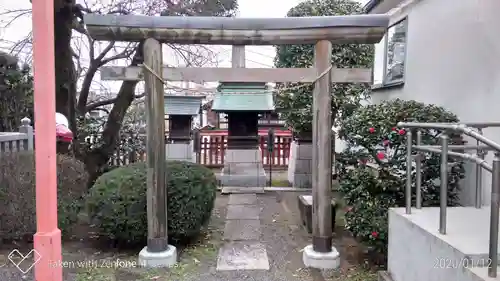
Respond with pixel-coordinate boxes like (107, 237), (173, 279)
(368, 0), (500, 206)
(287, 141), (297, 183)
(165, 141), (195, 162)
(386, 208), (493, 281)
(288, 143), (313, 188)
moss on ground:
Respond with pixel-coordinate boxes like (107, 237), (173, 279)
(73, 226), (222, 281)
(336, 267), (377, 281)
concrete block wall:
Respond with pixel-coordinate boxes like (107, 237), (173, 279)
(165, 142), (195, 162)
(287, 142), (312, 188)
(220, 149), (267, 187)
(224, 149), (263, 165)
(287, 141), (297, 183)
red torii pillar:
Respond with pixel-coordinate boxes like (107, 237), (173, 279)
(32, 0), (62, 280)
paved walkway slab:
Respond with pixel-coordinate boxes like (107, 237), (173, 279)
(223, 219), (261, 241)
(226, 205), (260, 220)
(228, 194), (258, 205)
(216, 242), (270, 271)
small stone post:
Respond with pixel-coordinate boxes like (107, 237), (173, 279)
(19, 117), (34, 150)
(287, 132), (313, 188)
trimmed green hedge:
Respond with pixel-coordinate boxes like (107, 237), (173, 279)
(86, 160), (218, 245)
(0, 152), (88, 240)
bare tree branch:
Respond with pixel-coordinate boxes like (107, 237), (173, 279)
(0, 9), (32, 28)
(99, 43), (137, 65)
(86, 92), (146, 112)
(94, 41), (115, 61)
(86, 33), (95, 60)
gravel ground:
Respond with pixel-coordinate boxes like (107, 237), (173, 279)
(0, 191), (375, 281)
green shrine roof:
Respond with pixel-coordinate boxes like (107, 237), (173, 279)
(211, 82), (274, 112)
(164, 94), (204, 116)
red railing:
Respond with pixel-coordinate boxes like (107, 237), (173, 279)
(199, 135), (292, 169)
(200, 128), (292, 137)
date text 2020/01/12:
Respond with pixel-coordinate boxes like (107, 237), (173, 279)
(433, 258), (492, 269)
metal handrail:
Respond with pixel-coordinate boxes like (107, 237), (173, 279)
(397, 122), (500, 152)
(418, 144), (496, 151)
(400, 121), (500, 129)
(413, 146), (492, 172)
(397, 121), (500, 277)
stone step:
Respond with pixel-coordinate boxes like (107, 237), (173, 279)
(387, 207), (500, 281)
(228, 194), (258, 205)
(221, 186), (265, 194)
(216, 242), (270, 271)
(469, 266), (500, 281)
(219, 173), (267, 188)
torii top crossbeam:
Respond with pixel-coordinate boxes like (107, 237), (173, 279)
(83, 14), (389, 45)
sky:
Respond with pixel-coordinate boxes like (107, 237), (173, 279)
(0, 0), (370, 66)
(215, 0), (369, 68)
(0, 0), (371, 97)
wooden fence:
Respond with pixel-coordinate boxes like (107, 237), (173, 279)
(89, 134), (292, 169)
(0, 121), (292, 170)
(107, 146), (146, 167)
(0, 117), (34, 154)
(199, 135), (292, 169)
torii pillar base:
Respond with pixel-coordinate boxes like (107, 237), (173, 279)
(138, 245), (178, 268)
(302, 245), (340, 269)
(34, 230), (62, 281)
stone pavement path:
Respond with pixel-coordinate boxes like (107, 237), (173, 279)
(216, 193), (270, 271)
(202, 191), (323, 281)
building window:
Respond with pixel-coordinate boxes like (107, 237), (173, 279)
(373, 34), (386, 85)
(373, 18), (408, 86)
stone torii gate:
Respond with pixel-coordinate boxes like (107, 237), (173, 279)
(83, 14), (389, 269)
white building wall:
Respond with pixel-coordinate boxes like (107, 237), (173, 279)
(368, 0), (500, 207)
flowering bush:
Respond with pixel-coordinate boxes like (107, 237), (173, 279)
(336, 99), (466, 256)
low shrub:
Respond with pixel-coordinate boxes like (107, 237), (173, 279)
(340, 167), (396, 254)
(337, 99), (466, 254)
(0, 151), (88, 240)
(86, 160), (218, 245)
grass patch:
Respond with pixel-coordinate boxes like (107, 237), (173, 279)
(137, 226), (223, 280)
(72, 226), (223, 281)
(268, 178), (291, 187)
(333, 192), (347, 227)
(337, 267), (377, 281)
(165, 229), (222, 278)
(75, 267), (115, 281)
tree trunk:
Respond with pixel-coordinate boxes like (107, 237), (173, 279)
(83, 47), (142, 188)
(54, 0), (78, 134)
(52, 0), (143, 187)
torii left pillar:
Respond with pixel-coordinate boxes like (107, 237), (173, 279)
(32, 0), (62, 280)
(138, 38), (177, 267)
